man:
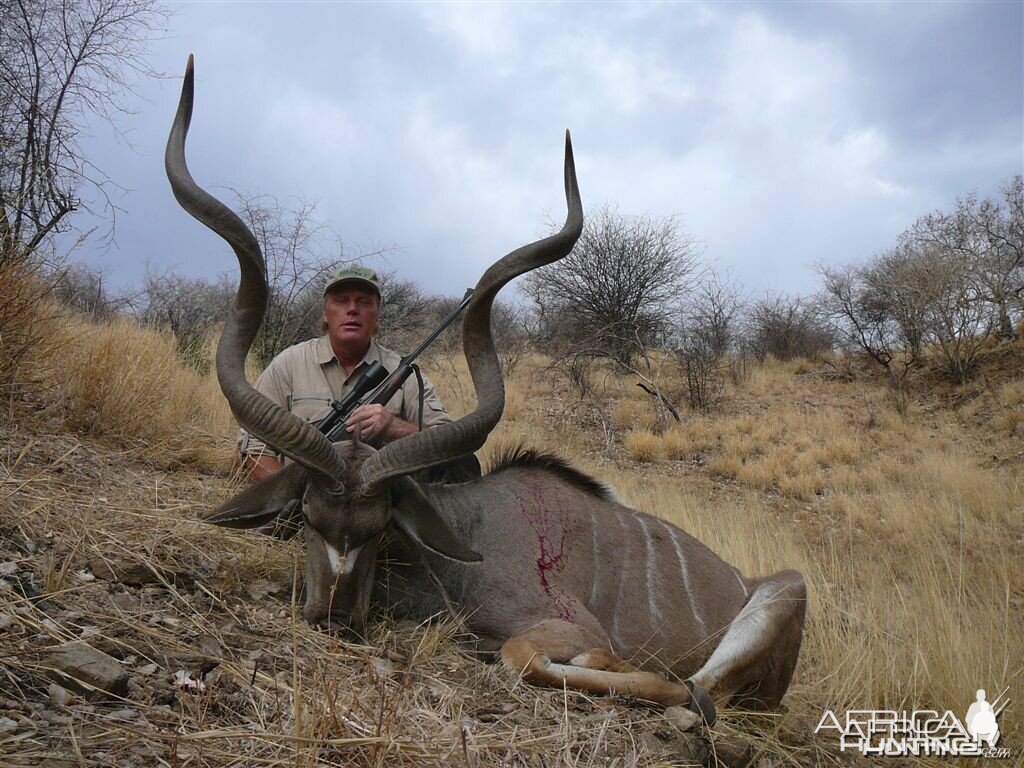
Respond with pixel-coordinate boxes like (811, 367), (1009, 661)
(239, 263), (476, 486)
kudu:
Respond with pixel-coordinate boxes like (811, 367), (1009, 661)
(166, 56), (806, 725)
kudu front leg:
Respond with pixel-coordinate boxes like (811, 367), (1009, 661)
(501, 619), (715, 722)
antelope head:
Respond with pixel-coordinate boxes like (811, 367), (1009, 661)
(165, 56), (582, 631)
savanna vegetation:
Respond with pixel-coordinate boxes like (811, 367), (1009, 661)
(0, 255), (1020, 765)
(1, 1), (1021, 764)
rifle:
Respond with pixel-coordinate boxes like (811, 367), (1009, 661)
(317, 288), (474, 441)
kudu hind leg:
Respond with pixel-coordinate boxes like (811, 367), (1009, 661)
(568, 647), (640, 673)
(501, 619), (696, 708)
(690, 569), (806, 709)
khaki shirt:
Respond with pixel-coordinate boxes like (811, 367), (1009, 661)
(238, 336), (451, 460)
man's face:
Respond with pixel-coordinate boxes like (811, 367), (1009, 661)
(323, 285), (380, 351)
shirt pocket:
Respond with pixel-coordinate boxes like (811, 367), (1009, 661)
(288, 393), (333, 425)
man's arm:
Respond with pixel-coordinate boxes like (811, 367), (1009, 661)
(243, 452), (284, 481)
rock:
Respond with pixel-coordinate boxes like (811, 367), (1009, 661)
(48, 683), (74, 708)
(105, 708), (140, 722)
(665, 704), (701, 731)
(88, 557), (157, 584)
(44, 641), (128, 700)
(369, 656), (396, 679)
(639, 730), (666, 755)
(0, 614), (14, 631)
(0, 716), (17, 734)
(639, 724), (709, 765)
(107, 591), (138, 613)
(246, 579), (283, 600)
(475, 702), (516, 722)
(708, 735), (758, 767)
(164, 651), (219, 677)
(35, 709), (72, 725)
(197, 635), (223, 658)
(173, 669), (206, 693)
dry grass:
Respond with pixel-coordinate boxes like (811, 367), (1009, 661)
(5, 307), (242, 472)
(53, 316), (236, 469)
(623, 430), (666, 463)
(2, 308), (1022, 766)
(0, 263), (64, 395)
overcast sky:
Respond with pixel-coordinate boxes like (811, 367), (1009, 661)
(69, 1), (1022, 301)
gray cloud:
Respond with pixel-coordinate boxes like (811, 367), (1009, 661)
(65, 1), (1022, 300)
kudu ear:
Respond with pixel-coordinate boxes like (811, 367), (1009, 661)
(390, 477), (482, 563)
(206, 462), (309, 528)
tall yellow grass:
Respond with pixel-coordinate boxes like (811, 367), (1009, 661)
(37, 315), (237, 469)
(0, 262), (64, 391)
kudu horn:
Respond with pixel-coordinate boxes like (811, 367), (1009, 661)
(165, 55), (346, 482)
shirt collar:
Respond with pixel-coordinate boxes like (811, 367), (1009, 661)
(316, 335), (383, 372)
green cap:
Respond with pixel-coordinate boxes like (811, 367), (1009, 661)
(323, 263), (381, 296)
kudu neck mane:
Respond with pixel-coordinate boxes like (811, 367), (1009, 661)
(486, 446), (616, 502)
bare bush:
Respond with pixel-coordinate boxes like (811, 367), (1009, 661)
(376, 271), (431, 350)
(861, 242), (939, 364)
(744, 294), (834, 362)
(0, 261), (60, 392)
(522, 205), (698, 435)
(491, 301), (531, 378)
(818, 261), (917, 390)
(673, 274), (742, 410)
(138, 270), (234, 371)
(135, 195), (384, 370)
(51, 262), (127, 320)
(523, 204), (700, 367)
(0, 0), (168, 265)
(911, 176), (1023, 341)
(819, 178), (1021, 386)
(918, 247), (994, 384)
(233, 194), (341, 365)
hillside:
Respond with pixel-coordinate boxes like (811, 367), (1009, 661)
(1, 316), (1021, 767)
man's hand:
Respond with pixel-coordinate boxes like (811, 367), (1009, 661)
(346, 404), (418, 441)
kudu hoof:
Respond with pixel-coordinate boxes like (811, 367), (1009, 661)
(685, 680), (717, 727)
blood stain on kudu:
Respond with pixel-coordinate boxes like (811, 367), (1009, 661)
(520, 483), (576, 622)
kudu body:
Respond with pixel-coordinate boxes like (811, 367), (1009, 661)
(166, 57), (806, 723)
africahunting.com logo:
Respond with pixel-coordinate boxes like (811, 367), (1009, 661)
(815, 688), (1011, 758)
